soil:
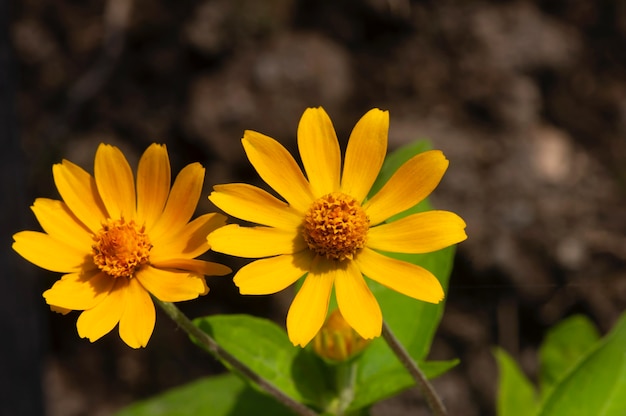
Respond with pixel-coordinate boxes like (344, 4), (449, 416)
(8, 0), (626, 415)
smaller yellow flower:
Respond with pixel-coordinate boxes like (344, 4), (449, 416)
(313, 309), (371, 362)
(13, 143), (231, 348)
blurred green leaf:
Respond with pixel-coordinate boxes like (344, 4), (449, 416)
(494, 347), (539, 416)
(537, 312), (626, 416)
(538, 314), (600, 397)
(115, 373), (295, 416)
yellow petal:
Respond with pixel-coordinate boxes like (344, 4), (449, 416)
(30, 198), (93, 253)
(152, 259), (231, 277)
(297, 107), (341, 197)
(367, 210), (467, 253)
(94, 144), (136, 220)
(77, 278), (127, 343)
(341, 109), (389, 202)
(209, 184), (303, 230)
(135, 265), (208, 301)
(136, 144), (171, 230)
(43, 271), (115, 311)
(53, 159), (108, 232)
(207, 224), (307, 258)
(50, 305), (72, 315)
(286, 256), (334, 347)
(356, 248), (444, 303)
(242, 130), (314, 213)
(151, 213), (226, 260)
(12, 231), (89, 273)
(335, 260), (382, 339)
(119, 277), (155, 348)
(234, 250), (314, 295)
(148, 163), (205, 242)
(364, 150), (449, 225)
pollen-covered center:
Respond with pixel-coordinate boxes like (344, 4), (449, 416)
(92, 218), (152, 278)
(303, 192), (369, 261)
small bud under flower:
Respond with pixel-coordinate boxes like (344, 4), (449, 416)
(313, 309), (371, 362)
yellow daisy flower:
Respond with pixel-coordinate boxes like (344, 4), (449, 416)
(208, 107), (467, 347)
(12, 143), (231, 348)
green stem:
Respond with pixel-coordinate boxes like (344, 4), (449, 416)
(154, 299), (319, 416)
(381, 321), (447, 416)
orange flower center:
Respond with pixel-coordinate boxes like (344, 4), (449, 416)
(303, 192), (369, 261)
(92, 218), (152, 278)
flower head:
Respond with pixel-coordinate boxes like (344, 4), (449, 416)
(13, 143), (231, 348)
(208, 107), (467, 347)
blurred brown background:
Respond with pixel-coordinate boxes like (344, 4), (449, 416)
(3, 0), (626, 415)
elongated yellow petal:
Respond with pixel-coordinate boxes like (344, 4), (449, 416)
(136, 144), (171, 230)
(234, 250), (314, 295)
(356, 248), (444, 303)
(53, 159), (108, 232)
(297, 107), (341, 197)
(152, 259), (231, 277)
(367, 210), (467, 253)
(12, 231), (89, 273)
(77, 278), (127, 342)
(335, 260), (382, 339)
(286, 256), (334, 347)
(341, 109), (389, 202)
(364, 150), (448, 225)
(94, 144), (136, 220)
(151, 213), (226, 260)
(119, 277), (155, 348)
(209, 184), (303, 230)
(149, 162), (205, 241)
(136, 265), (208, 301)
(243, 130), (314, 213)
(208, 224), (307, 258)
(43, 271), (114, 311)
(31, 198), (94, 253)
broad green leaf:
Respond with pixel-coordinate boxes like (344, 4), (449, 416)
(538, 314), (600, 397)
(115, 373), (295, 416)
(494, 348), (539, 416)
(538, 312), (626, 416)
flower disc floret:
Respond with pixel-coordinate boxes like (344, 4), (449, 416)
(92, 218), (152, 278)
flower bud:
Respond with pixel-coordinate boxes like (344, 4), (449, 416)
(313, 309), (371, 362)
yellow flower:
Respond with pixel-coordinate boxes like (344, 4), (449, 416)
(208, 107), (467, 347)
(12, 143), (231, 348)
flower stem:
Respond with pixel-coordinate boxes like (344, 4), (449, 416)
(381, 321), (447, 416)
(154, 299), (319, 416)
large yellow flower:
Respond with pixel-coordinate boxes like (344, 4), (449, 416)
(207, 107), (467, 347)
(13, 143), (231, 348)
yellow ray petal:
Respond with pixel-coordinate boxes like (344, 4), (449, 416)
(242, 130), (314, 213)
(364, 150), (449, 225)
(31, 198), (94, 253)
(152, 258), (231, 277)
(297, 107), (341, 197)
(43, 271), (115, 311)
(335, 260), (382, 339)
(341, 109), (389, 202)
(148, 163), (204, 242)
(136, 144), (171, 230)
(119, 277), (155, 348)
(12, 231), (89, 273)
(136, 265), (208, 301)
(286, 256), (335, 347)
(356, 248), (444, 303)
(234, 250), (314, 295)
(53, 159), (108, 232)
(151, 213), (226, 261)
(207, 224), (307, 258)
(77, 278), (127, 343)
(209, 184), (303, 230)
(94, 144), (136, 220)
(367, 210), (467, 253)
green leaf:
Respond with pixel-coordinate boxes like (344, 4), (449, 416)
(537, 312), (626, 416)
(538, 314), (600, 397)
(494, 347), (539, 416)
(114, 373), (295, 416)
